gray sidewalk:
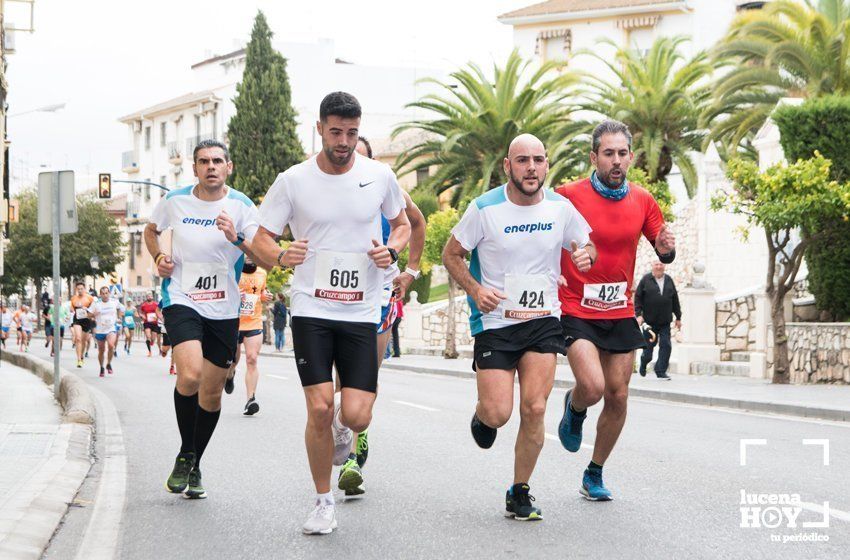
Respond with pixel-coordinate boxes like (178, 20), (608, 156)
(258, 344), (850, 422)
(0, 359), (92, 559)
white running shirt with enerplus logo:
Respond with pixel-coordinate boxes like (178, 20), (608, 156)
(259, 153), (405, 323)
(151, 185), (260, 320)
(88, 298), (125, 335)
(452, 185), (592, 336)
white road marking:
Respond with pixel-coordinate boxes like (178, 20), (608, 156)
(544, 433), (593, 450)
(393, 400), (439, 412)
(75, 385), (126, 560)
(267, 374), (288, 380)
(798, 502), (850, 524)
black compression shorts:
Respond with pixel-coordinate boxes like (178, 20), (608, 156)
(290, 316), (378, 393)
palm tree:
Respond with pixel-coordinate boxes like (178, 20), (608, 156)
(394, 50), (580, 204)
(573, 36), (712, 198)
(705, 0), (850, 152)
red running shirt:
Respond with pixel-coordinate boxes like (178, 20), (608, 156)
(139, 301), (159, 324)
(555, 178), (666, 320)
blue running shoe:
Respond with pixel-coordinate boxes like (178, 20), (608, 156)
(580, 468), (613, 501)
(558, 389), (585, 452)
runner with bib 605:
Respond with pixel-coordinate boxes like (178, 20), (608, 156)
(555, 120), (676, 502)
(251, 92), (410, 535)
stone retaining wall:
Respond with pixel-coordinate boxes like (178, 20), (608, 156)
(787, 323), (850, 384)
(715, 294), (757, 360)
(402, 296), (473, 349)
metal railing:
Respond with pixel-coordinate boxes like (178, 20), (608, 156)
(167, 141), (181, 161)
(122, 150), (139, 170)
(185, 135), (218, 158)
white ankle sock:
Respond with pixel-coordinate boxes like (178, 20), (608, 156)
(317, 491), (334, 506)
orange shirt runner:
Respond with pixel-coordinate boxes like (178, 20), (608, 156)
(238, 268), (268, 332)
(555, 177), (666, 320)
(70, 294), (95, 322)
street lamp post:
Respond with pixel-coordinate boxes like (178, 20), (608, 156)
(90, 255), (100, 291)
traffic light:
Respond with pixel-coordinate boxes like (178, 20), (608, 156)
(98, 173), (112, 199)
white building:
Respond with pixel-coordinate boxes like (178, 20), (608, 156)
(499, 0), (772, 294)
(114, 38), (445, 292)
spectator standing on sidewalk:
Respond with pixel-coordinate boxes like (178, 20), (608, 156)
(634, 259), (681, 380)
(272, 293), (288, 352)
(390, 297), (404, 358)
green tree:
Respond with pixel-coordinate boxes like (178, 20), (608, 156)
(4, 191), (124, 300)
(713, 154), (850, 383)
(395, 50), (580, 205)
(574, 36), (711, 197)
(705, 0), (850, 152)
(424, 208), (460, 358)
(773, 95), (850, 320)
(227, 11), (304, 203)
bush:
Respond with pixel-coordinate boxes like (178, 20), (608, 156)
(806, 220), (850, 321)
(411, 190), (439, 221)
(406, 271), (431, 304)
(774, 95), (850, 320)
(774, 95), (850, 181)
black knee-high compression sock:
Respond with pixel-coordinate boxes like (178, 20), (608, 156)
(173, 388), (198, 454)
(193, 406), (221, 468)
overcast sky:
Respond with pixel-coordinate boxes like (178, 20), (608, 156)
(6, 0), (528, 193)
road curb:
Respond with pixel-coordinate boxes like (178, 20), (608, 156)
(375, 362), (850, 423)
(1, 351), (96, 425)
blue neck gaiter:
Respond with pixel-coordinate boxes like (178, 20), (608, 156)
(590, 171), (629, 201)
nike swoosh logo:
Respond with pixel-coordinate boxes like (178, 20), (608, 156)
(359, 181), (374, 188)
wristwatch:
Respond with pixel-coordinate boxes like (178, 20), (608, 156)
(404, 267), (421, 280)
(232, 232), (245, 247)
(388, 247), (399, 264)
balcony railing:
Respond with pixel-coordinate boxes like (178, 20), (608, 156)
(122, 150), (139, 173)
(185, 135), (218, 159)
(167, 141), (182, 164)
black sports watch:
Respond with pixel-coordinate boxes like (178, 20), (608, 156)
(388, 247), (399, 264)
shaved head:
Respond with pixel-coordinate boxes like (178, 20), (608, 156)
(504, 133), (549, 199)
(508, 134), (545, 159)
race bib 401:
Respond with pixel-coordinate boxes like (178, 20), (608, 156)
(183, 262), (228, 303)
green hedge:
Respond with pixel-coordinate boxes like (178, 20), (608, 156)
(773, 96), (850, 181)
(805, 220), (850, 321)
(406, 271), (431, 304)
(774, 95), (850, 320)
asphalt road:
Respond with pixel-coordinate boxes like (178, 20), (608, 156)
(27, 339), (850, 559)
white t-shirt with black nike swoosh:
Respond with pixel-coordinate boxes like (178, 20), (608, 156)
(259, 153), (406, 323)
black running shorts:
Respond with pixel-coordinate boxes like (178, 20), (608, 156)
(561, 315), (646, 354)
(473, 317), (566, 372)
(238, 329), (263, 344)
(161, 332), (172, 347)
(72, 318), (93, 333)
(143, 322), (161, 334)
(162, 304), (238, 369)
(290, 316), (378, 392)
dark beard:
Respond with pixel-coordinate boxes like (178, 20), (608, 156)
(597, 169), (626, 189)
(508, 167), (546, 197)
(323, 145), (354, 166)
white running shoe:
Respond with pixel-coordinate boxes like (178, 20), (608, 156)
(302, 501), (337, 535)
(332, 392), (353, 466)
